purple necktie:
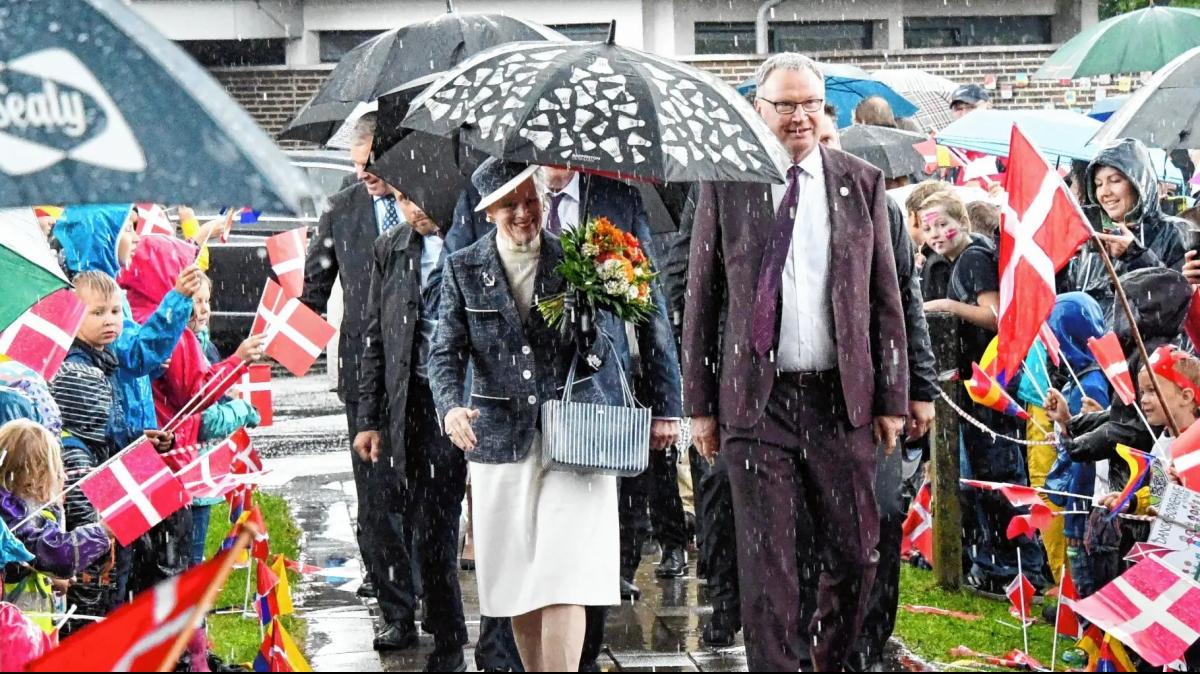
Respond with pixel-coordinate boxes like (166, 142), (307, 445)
(546, 192), (566, 234)
(751, 165), (803, 357)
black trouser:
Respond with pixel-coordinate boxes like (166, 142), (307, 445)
(618, 448), (688, 579)
(689, 447), (741, 629)
(475, 607), (607, 671)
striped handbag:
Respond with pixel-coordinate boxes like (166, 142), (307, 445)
(540, 345), (651, 477)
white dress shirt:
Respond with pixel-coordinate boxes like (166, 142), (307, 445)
(545, 172), (582, 233)
(773, 149), (837, 372)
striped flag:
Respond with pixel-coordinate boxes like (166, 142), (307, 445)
(266, 227), (307, 299)
(1108, 444), (1152, 520)
(965, 362), (1030, 420)
(79, 440), (189, 546)
(1088, 332), (1136, 406)
(255, 559), (281, 626)
(0, 289), (86, 381)
(253, 618), (311, 672)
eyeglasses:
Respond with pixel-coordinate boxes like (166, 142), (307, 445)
(757, 97), (825, 115)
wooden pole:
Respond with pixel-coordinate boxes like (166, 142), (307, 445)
(159, 532), (251, 672)
(1091, 235), (1181, 438)
(927, 311), (963, 590)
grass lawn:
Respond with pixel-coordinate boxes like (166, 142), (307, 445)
(203, 493), (308, 667)
(894, 564), (1066, 670)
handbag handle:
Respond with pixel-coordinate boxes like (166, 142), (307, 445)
(561, 328), (639, 408)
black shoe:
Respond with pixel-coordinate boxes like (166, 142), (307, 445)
(356, 581), (377, 599)
(655, 546), (688, 578)
(425, 646), (466, 672)
(373, 623), (418, 652)
(579, 660), (601, 672)
(702, 622), (736, 648)
(620, 578), (641, 601)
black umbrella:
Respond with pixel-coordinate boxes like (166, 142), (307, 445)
(401, 26), (787, 184)
(636, 182), (691, 235)
(368, 131), (487, 230)
(1091, 46), (1200, 150)
(0, 0), (313, 214)
(279, 3), (566, 145)
(838, 125), (928, 180)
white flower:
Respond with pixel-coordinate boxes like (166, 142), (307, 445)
(581, 242), (600, 257)
(586, 353), (603, 369)
(604, 280), (626, 296)
(627, 286), (640, 301)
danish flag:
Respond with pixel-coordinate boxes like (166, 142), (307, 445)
(1006, 502), (1055, 540)
(266, 227), (308, 299)
(1073, 555), (1200, 666)
(901, 481), (934, 562)
(1038, 322), (1061, 367)
(995, 125), (1093, 381)
(253, 279), (336, 377)
(78, 439), (189, 547)
(231, 363), (273, 427)
(0, 289), (85, 381)
(1089, 332), (1137, 406)
(1169, 421), (1200, 491)
(175, 429), (250, 500)
(1007, 572), (1036, 622)
(27, 548), (238, 672)
(134, 203), (174, 237)
(1057, 564), (1081, 639)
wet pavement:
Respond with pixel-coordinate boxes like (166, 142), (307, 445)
(250, 369), (909, 672)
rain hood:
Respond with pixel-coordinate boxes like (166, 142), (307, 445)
(1048, 292), (1108, 371)
(53, 204), (134, 277)
(1112, 267), (1191, 353)
(1086, 137), (1161, 225)
(119, 234), (196, 325)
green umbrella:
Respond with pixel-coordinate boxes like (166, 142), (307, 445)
(0, 209), (71, 335)
(1034, 5), (1200, 80)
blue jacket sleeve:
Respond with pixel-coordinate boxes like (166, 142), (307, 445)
(114, 291), (193, 377)
(199, 399), (261, 441)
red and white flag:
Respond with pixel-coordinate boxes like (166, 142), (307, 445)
(1038, 322), (1061, 367)
(134, 203), (174, 237)
(961, 479), (1044, 508)
(160, 443), (200, 473)
(1169, 421), (1200, 491)
(27, 548), (237, 672)
(1073, 556), (1200, 667)
(1089, 332), (1137, 405)
(1057, 564), (1081, 639)
(1007, 572), (1036, 622)
(79, 440), (189, 546)
(253, 279), (336, 377)
(0, 288), (86, 381)
(228, 428), (262, 474)
(231, 363), (273, 427)
(995, 124), (1093, 380)
(1007, 503), (1055, 541)
(175, 429), (250, 500)
(901, 481), (934, 562)
(266, 227), (308, 299)
(1125, 542), (1175, 564)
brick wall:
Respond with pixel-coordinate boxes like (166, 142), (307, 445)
(215, 45), (1143, 144)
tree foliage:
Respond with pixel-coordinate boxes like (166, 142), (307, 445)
(1100, 0), (1200, 19)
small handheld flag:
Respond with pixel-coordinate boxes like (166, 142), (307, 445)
(965, 362), (1030, 420)
(1107, 444), (1152, 520)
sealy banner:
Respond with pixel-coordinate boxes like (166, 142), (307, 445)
(0, 0), (312, 214)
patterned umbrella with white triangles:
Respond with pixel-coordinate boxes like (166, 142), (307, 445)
(401, 33), (788, 184)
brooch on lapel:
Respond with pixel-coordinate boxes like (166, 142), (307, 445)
(586, 354), (603, 370)
(839, 186), (850, 197)
(481, 271), (496, 287)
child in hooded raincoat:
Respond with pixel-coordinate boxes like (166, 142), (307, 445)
(53, 205), (202, 607)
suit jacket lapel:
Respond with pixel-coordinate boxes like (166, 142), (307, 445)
(821, 146), (868, 312)
(356, 186), (380, 246)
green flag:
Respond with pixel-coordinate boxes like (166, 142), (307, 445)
(0, 209), (70, 335)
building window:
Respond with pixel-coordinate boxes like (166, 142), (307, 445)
(177, 39), (286, 67)
(548, 23), (611, 42)
(695, 21), (872, 55)
(319, 30), (385, 63)
(904, 16), (1052, 48)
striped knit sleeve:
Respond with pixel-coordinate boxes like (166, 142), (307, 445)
(61, 444), (101, 531)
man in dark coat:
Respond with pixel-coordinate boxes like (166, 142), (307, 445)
(682, 54), (908, 672)
(354, 188), (468, 670)
(300, 112), (414, 651)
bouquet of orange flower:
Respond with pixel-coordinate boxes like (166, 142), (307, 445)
(537, 216), (658, 329)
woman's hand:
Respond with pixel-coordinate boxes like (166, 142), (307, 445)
(649, 419), (680, 450)
(236, 334), (267, 363)
(445, 407), (480, 451)
(1096, 222), (1135, 259)
(1044, 389), (1071, 427)
(1183, 250), (1200, 288)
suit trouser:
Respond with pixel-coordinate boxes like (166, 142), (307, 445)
(851, 439), (906, 667)
(724, 372), (879, 672)
(688, 447), (741, 628)
(618, 449), (689, 579)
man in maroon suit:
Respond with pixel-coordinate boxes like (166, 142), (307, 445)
(682, 53), (909, 671)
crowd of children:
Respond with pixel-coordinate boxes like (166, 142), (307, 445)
(1, 204), (262, 670)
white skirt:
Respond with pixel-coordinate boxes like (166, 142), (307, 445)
(469, 433), (620, 617)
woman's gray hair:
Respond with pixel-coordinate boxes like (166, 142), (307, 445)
(754, 53), (824, 90)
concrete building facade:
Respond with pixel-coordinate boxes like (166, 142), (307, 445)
(130, 0), (1099, 65)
